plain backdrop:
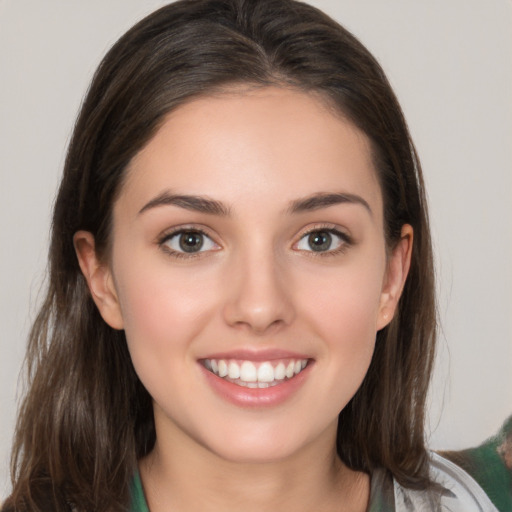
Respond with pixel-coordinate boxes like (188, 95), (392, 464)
(0, 0), (511, 499)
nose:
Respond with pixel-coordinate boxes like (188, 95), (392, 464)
(222, 247), (295, 335)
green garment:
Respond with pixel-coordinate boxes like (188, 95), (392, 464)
(129, 468), (395, 512)
(130, 471), (149, 512)
(441, 416), (512, 512)
(129, 416), (512, 511)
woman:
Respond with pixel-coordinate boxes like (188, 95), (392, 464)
(2, 0), (506, 510)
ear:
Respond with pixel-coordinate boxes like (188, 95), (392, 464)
(73, 231), (124, 330)
(377, 224), (413, 330)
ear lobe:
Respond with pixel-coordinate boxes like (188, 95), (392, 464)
(73, 231), (124, 330)
(377, 224), (413, 330)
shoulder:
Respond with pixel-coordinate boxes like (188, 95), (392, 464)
(391, 452), (498, 511)
(439, 417), (512, 512)
(394, 417), (512, 512)
(369, 452), (499, 511)
(392, 447), (511, 512)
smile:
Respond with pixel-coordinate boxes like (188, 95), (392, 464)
(201, 358), (309, 388)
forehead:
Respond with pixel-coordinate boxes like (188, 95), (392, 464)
(120, 87), (382, 218)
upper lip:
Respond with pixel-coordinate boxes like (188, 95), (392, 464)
(199, 348), (311, 362)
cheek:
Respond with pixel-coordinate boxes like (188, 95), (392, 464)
(295, 255), (385, 400)
(299, 257), (385, 344)
(113, 259), (220, 363)
(315, 285), (379, 378)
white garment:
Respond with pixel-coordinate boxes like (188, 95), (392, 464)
(393, 452), (498, 511)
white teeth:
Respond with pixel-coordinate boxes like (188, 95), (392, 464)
(274, 362), (286, 380)
(240, 361), (257, 382)
(228, 361), (240, 379)
(203, 357), (309, 387)
(257, 362), (274, 383)
(218, 359), (228, 378)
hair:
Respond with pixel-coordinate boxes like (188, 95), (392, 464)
(4, 0), (436, 510)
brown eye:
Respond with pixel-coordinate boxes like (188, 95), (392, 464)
(179, 231), (204, 252)
(162, 229), (218, 255)
(296, 228), (349, 254)
(307, 231), (332, 252)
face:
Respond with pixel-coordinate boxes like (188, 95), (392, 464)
(76, 87), (411, 464)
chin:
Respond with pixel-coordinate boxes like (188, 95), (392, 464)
(198, 419), (330, 465)
(208, 439), (301, 465)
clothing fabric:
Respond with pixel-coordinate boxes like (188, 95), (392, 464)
(368, 452), (499, 511)
(130, 454), (499, 512)
(131, 473), (149, 512)
(439, 416), (512, 512)
(130, 418), (512, 511)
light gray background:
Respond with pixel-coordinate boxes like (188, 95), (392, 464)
(1, 0), (511, 499)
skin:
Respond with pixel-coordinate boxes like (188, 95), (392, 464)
(75, 87), (412, 512)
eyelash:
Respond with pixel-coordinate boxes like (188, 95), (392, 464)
(295, 225), (353, 257)
(157, 224), (353, 260)
(158, 226), (218, 260)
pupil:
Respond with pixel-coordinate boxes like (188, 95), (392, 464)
(308, 231), (331, 252)
(179, 232), (203, 253)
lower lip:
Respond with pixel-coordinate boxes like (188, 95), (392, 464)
(200, 363), (312, 408)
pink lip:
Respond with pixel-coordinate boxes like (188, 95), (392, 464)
(200, 348), (311, 362)
(199, 359), (313, 408)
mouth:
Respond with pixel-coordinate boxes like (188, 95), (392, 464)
(200, 358), (310, 388)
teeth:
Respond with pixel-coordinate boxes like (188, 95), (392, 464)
(203, 357), (309, 387)
(240, 361), (257, 382)
(257, 362), (274, 383)
(218, 360), (228, 378)
(228, 361), (240, 379)
(275, 362), (285, 380)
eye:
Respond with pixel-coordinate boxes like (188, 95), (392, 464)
(161, 229), (218, 255)
(295, 229), (349, 253)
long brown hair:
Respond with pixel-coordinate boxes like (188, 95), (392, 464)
(4, 0), (436, 510)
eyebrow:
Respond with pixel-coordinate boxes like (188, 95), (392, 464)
(287, 192), (372, 216)
(138, 190), (371, 217)
(138, 191), (231, 216)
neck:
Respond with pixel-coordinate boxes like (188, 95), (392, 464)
(139, 420), (369, 512)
